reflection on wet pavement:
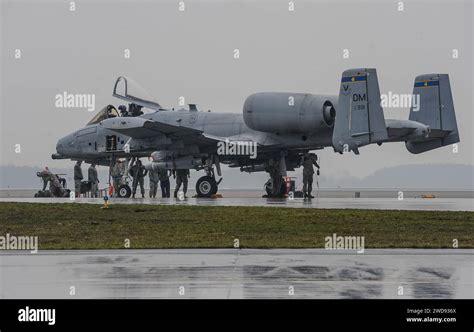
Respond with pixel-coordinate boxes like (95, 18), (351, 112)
(1, 249), (472, 299)
(1, 197), (473, 211)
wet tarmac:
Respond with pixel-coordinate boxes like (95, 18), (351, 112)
(0, 249), (472, 299)
(0, 197), (473, 211)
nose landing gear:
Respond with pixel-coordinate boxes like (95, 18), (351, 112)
(196, 176), (218, 198)
(195, 161), (221, 198)
(117, 184), (132, 198)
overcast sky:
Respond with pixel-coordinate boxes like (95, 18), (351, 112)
(1, 0), (473, 179)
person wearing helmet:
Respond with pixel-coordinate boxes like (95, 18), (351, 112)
(118, 105), (128, 117)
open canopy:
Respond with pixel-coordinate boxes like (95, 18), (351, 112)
(113, 76), (162, 111)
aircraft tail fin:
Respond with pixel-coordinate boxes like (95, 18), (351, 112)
(405, 74), (459, 154)
(332, 68), (388, 154)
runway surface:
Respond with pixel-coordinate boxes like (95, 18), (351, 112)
(2, 188), (473, 199)
(0, 249), (472, 299)
(1, 197), (473, 211)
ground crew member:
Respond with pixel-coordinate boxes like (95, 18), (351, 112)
(88, 164), (99, 198)
(57, 175), (66, 188)
(50, 173), (68, 197)
(266, 159), (283, 197)
(159, 169), (171, 198)
(111, 160), (124, 196)
(74, 161), (83, 197)
(148, 167), (160, 198)
(173, 169), (190, 198)
(302, 153), (320, 199)
(37, 168), (68, 197)
(130, 160), (148, 198)
(39, 166), (52, 190)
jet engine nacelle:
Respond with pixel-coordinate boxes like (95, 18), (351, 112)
(243, 92), (336, 134)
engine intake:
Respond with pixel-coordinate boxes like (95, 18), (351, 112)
(243, 92), (336, 134)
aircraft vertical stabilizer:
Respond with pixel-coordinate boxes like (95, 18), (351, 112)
(332, 68), (388, 154)
(405, 74), (459, 154)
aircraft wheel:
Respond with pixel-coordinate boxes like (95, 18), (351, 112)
(264, 180), (273, 196)
(265, 177), (286, 197)
(117, 184), (131, 198)
(196, 176), (217, 198)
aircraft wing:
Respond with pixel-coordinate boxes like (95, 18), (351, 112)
(100, 116), (217, 143)
(101, 117), (285, 152)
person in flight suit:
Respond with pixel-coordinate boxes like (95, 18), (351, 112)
(148, 167), (160, 198)
(173, 169), (190, 198)
(39, 166), (52, 191)
(74, 161), (83, 197)
(118, 105), (129, 117)
(88, 164), (99, 198)
(111, 159), (125, 197)
(130, 160), (148, 198)
(266, 159), (284, 197)
(159, 169), (171, 198)
(302, 153), (320, 199)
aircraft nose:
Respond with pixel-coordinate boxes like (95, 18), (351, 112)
(56, 136), (66, 155)
(55, 133), (74, 155)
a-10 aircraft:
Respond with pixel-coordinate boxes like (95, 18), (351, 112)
(52, 68), (459, 198)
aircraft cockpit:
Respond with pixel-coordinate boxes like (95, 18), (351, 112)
(86, 102), (148, 126)
(86, 76), (163, 126)
(86, 105), (120, 125)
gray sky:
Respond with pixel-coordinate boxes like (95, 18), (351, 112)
(1, 0), (473, 179)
